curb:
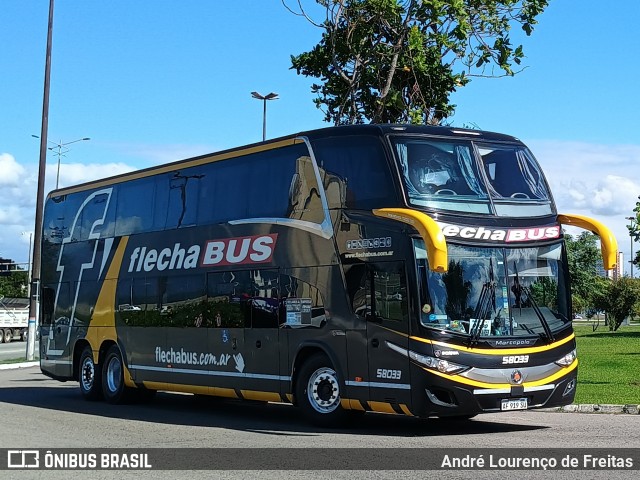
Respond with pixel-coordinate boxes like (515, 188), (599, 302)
(0, 361), (39, 370)
(553, 404), (640, 415)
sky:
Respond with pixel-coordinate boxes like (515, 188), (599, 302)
(1, 0), (639, 274)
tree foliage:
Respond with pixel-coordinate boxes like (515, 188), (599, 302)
(594, 278), (640, 331)
(0, 270), (29, 299)
(628, 196), (640, 266)
(286, 0), (549, 125)
(564, 232), (601, 315)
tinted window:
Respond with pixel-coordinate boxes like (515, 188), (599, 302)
(311, 135), (397, 209)
(165, 171), (203, 228)
(280, 273), (326, 328)
(115, 178), (156, 235)
(197, 143), (317, 225)
(207, 270), (279, 328)
(478, 145), (549, 200)
(345, 261), (407, 322)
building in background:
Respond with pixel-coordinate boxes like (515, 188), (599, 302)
(596, 251), (624, 279)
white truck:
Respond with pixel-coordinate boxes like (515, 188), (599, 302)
(0, 297), (28, 343)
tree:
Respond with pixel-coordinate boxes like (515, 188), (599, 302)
(0, 268), (29, 299)
(564, 232), (601, 316)
(594, 278), (640, 331)
(286, 0), (549, 125)
(628, 196), (640, 266)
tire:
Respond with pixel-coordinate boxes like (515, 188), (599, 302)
(0, 330), (4, 344)
(79, 346), (103, 400)
(102, 345), (134, 404)
(3, 329), (12, 343)
(295, 353), (347, 427)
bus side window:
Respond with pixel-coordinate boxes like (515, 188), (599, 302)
(279, 273), (326, 328)
(344, 264), (369, 318)
(345, 262), (408, 322)
(41, 286), (56, 326)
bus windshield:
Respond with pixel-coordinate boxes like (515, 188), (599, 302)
(415, 239), (571, 339)
(392, 137), (553, 216)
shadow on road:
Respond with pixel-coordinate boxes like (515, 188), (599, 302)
(0, 369), (548, 437)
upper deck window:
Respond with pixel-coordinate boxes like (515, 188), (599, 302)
(392, 136), (554, 217)
(393, 137), (491, 214)
(477, 144), (552, 216)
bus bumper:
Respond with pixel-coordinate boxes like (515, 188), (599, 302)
(413, 369), (578, 418)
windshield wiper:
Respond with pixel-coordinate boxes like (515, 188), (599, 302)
(521, 285), (555, 343)
(468, 280), (496, 347)
(512, 261), (554, 343)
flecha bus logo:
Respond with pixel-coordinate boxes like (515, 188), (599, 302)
(127, 234), (278, 273)
(201, 233), (278, 267)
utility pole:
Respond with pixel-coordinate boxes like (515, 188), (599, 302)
(28, 0), (55, 361)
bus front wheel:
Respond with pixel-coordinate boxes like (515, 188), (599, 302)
(79, 346), (103, 400)
(296, 353), (347, 427)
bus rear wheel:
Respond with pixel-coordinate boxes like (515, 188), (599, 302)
(295, 353), (347, 427)
(79, 346), (103, 400)
(102, 345), (133, 404)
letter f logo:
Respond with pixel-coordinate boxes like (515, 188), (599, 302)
(47, 188), (113, 355)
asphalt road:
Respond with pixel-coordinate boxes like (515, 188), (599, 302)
(0, 366), (638, 480)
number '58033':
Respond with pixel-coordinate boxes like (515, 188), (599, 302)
(376, 369), (401, 380)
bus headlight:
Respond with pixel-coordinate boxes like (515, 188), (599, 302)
(555, 349), (577, 367)
(409, 350), (469, 374)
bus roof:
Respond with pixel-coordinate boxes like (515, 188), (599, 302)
(48, 124), (522, 198)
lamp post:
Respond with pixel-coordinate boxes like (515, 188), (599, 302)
(32, 135), (90, 189)
(626, 216), (637, 278)
(251, 91), (279, 141)
(21, 232), (33, 299)
(29, 0), (55, 361)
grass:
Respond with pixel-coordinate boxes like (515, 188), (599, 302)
(573, 324), (640, 405)
(0, 356), (39, 364)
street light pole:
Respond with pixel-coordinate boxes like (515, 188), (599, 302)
(626, 216), (637, 278)
(29, 0), (55, 361)
(251, 91), (279, 141)
(32, 135), (91, 189)
(21, 232), (33, 299)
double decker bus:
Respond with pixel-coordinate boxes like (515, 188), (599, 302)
(39, 124), (617, 425)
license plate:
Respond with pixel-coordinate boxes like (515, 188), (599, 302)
(501, 398), (528, 411)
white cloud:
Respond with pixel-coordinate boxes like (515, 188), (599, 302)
(0, 153), (27, 186)
(58, 162), (136, 187)
(0, 156), (139, 263)
(528, 139), (640, 274)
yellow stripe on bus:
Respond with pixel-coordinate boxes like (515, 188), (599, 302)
(409, 332), (575, 356)
(85, 236), (129, 357)
(367, 401), (396, 414)
(340, 399), (366, 411)
(142, 382), (211, 395)
(425, 359), (578, 390)
(399, 404), (413, 416)
(241, 390), (282, 402)
(85, 236), (134, 386)
(212, 387), (239, 399)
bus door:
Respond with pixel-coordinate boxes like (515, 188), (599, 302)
(364, 261), (412, 409)
(240, 269), (281, 398)
(41, 282), (73, 377)
(207, 269), (279, 397)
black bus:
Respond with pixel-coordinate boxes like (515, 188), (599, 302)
(39, 124), (617, 425)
